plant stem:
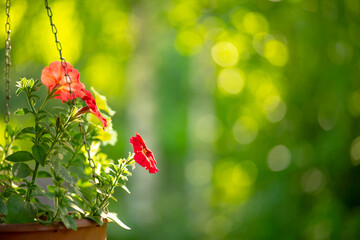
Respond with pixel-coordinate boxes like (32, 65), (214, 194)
(26, 96), (37, 115)
(65, 144), (82, 169)
(26, 161), (39, 201)
(2, 136), (15, 186)
(95, 157), (133, 213)
(51, 174), (65, 222)
(38, 88), (57, 112)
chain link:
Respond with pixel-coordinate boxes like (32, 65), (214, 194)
(44, 0), (76, 105)
(4, 0), (11, 146)
(44, 0), (96, 179)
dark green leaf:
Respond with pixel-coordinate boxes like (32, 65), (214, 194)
(17, 189), (27, 195)
(12, 162), (32, 178)
(0, 198), (7, 215)
(49, 161), (74, 184)
(6, 125), (14, 137)
(37, 115), (48, 121)
(6, 194), (37, 223)
(44, 192), (55, 200)
(32, 145), (47, 166)
(39, 122), (51, 132)
(37, 219), (53, 225)
(15, 127), (35, 139)
(61, 215), (77, 230)
(63, 130), (71, 139)
(35, 202), (56, 214)
(5, 151), (34, 162)
(37, 170), (52, 178)
(32, 185), (46, 197)
(73, 188), (92, 207)
(86, 216), (103, 226)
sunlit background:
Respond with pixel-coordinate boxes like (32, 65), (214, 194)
(1, 0), (360, 239)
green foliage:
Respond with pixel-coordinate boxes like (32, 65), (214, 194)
(31, 145), (47, 166)
(6, 194), (36, 223)
(0, 77), (135, 230)
(5, 151), (34, 162)
(12, 163), (32, 178)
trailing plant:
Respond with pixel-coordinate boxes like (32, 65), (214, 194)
(0, 61), (158, 230)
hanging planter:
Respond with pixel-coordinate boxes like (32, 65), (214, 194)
(0, 218), (107, 240)
(0, 0), (159, 238)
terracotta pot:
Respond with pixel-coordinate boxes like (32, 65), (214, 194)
(0, 218), (107, 240)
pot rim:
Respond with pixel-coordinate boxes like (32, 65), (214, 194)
(0, 218), (107, 232)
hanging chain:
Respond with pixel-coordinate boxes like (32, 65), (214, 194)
(44, 0), (96, 177)
(4, 0), (11, 147)
(44, 0), (75, 105)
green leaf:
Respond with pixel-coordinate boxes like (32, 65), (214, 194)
(44, 192), (55, 200)
(15, 127), (35, 139)
(17, 189), (27, 195)
(39, 122), (51, 132)
(14, 108), (31, 115)
(37, 219), (53, 225)
(0, 197), (8, 215)
(6, 125), (14, 137)
(63, 129), (71, 139)
(32, 185), (46, 197)
(37, 170), (52, 178)
(69, 203), (85, 214)
(96, 188), (108, 196)
(86, 216), (103, 226)
(47, 185), (55, 193)
(66, 215), (77, 230)
(16, 88), (23, 96)
(12, 162), (32, 178)
(5, 151), (34, 162)
(32, 144), (47, 166)
(60, 140), (74, 152)
(35, 202), (56, 214)
(120, 184), (131, 194)
(6, 194), (37, 223)
(37, 115), (48, 121)
(49, 161), (74, 184)
(73, 187), (92, 207)
(91, 87), (116, 116)
(28, 78), (34, 88)
(104, 212), (130, 230)
(60, 214), (77, 230)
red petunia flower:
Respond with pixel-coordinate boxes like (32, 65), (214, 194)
(41, 61), (85, 102)
(130, 133), (158, 174)
(81, 89), (108, 130)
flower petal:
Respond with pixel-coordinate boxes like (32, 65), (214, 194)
(130, 133), (158, 174)
(81, 89), (108, 130)
(54, 82), (86, 102)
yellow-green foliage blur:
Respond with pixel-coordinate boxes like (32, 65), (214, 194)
(1, 0), (359, 239)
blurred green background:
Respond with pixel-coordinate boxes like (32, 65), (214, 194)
(1, 0), (360, 239)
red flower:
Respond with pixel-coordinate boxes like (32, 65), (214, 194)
(42, 61), (107, 130)
(41, 61), (85, 102)
(130, 133), (158, 174)
(81, 89), (108, 130)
